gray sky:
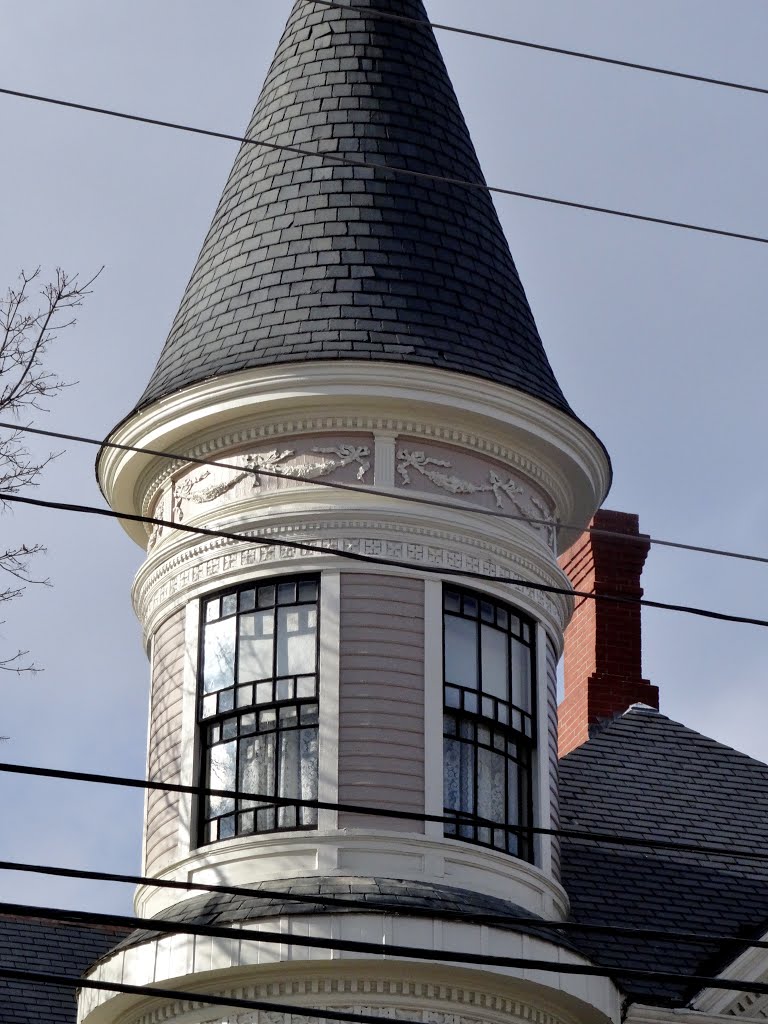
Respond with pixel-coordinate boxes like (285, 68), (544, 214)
(1, 0), (767, 915)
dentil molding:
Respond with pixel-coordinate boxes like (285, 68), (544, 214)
(131, 517), (571, 638)
(81, 963), (616, 1024)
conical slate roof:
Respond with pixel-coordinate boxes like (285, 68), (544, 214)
(136, 0), (573, 414)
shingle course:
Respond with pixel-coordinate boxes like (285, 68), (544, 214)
(109, 877), (574, 958)
(0, 916), (128, 1023)
(134, 0), (576, 418)
(559, 706), (768, 1006)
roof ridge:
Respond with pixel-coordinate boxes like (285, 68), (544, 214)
(562, 703), (768, 772)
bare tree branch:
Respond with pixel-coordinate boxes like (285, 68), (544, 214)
(0, 266), (99, 675)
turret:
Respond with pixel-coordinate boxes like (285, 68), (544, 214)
(85, 2), (614, 1023)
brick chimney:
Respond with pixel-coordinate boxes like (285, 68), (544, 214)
(558, 509), (659, 757)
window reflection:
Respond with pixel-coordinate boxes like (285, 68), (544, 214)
(199, 576), (320, 845)
(442, 586), (535, 861)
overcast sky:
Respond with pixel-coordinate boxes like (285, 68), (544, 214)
(1, 0), (767, 916)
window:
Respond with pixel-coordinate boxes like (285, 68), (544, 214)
(198, 576), (320, 845)
(443, 586), (536, 860)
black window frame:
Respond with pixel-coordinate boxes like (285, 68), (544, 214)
(442, 585), (537, 862)
(196, 574), (321, 847)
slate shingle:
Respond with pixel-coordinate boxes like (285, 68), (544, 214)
(134, 0), (576, 419)
(0, 916), (128, 1024)
(108, 876), (575, 956)
(559, 705), (768, 1006)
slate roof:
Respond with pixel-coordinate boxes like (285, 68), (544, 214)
(110, 876), (577, 955)
(558, 704), (768, 1006)
(0, 915), (128, 1023)
(135, 0), (575, 417)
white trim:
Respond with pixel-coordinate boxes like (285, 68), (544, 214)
(373, 430), (397, 487)
(423, 578), (444, 840)
(318, 571), (341, 835)
(535, 622), (553, 876)
(133, 827), (570, 921)
(139, 633), (155, 878)
(97, 361), (610, 549)
(131, 504), (574, 640)
(176, 599), (200, 862)
(79, 921), (621, 1024)
(690, 922), (768, 1015)
(626, 1006), (768, 1024)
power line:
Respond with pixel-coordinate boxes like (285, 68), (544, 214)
(6, 902), (768, 998)
(0, 965), (424, 1024)
(0, 85), (766, 246)
(6, 418), (768, 569)
(4, 490), (768, 628)
(4, 759), (768, 863)
(310, 0), (768, 99)
(3, 864), (768, 955)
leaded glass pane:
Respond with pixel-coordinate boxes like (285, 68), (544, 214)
(207, 740), (236, 818)
(442, 585), (535, 863)
(511, 637), (531, 712)
(481, 624), (508, 700)
(477, 746), (505, 825)
(198, 576), (320, 845)
(203, 617), (236, 693)
(239, 731), (276, 809)
(277, 605), (317, 677)
(444, 615), (477, 689)
(300, 727), (319, 826)
(238, 611), (274, 682)
(298, 580), (318, 602)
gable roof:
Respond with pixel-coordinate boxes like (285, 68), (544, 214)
(0, 915), (129, 1022)
(559, 705), (768, 1006)
(134, 0), (575, 418)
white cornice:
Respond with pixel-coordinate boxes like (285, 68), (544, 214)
(131, 502), (573, 640)
(628, 1005), (768, 1024)
(97, 362), (610, 549)
(689, 925), (768, 1016)
(78, 925), (621, 1024)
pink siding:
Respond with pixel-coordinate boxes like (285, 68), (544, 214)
(338, 574), (425, 832)
(145, 609), (185, 875)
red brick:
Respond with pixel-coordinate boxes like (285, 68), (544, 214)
(558, 509), (658, 757)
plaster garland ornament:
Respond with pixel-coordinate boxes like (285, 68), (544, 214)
(397, 450), (555, 545)
(138, 419), (563, 522)
(170, 445), (371, 523)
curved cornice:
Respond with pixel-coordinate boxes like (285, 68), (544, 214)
(98, 362), (611, 550)
(131, 501), (574, 641)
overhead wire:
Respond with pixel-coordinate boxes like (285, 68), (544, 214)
(6, 900), (768, 999)
(7, 418), (768, 568)
(0, 85), (766, 246)
(310, 0), (768, 99)
(0, 966), (425, 1023)
(0, 11), (763, 1007)
(3, 864), (768, 955)
(4, 759), (768, 863)
(4, 490), (768, 628)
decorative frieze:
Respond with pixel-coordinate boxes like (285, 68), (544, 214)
(134, 518), (569, 636)
(138, 417), (564, 523)
(147, 436), (373, 550)
(125, 972), (580, 1024)
(396, 444), (554, 547)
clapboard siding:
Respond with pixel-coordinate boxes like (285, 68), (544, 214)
(145, 609), (185, 876)
(338, 574), (425, 831)
(546, 636), (561, 879)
